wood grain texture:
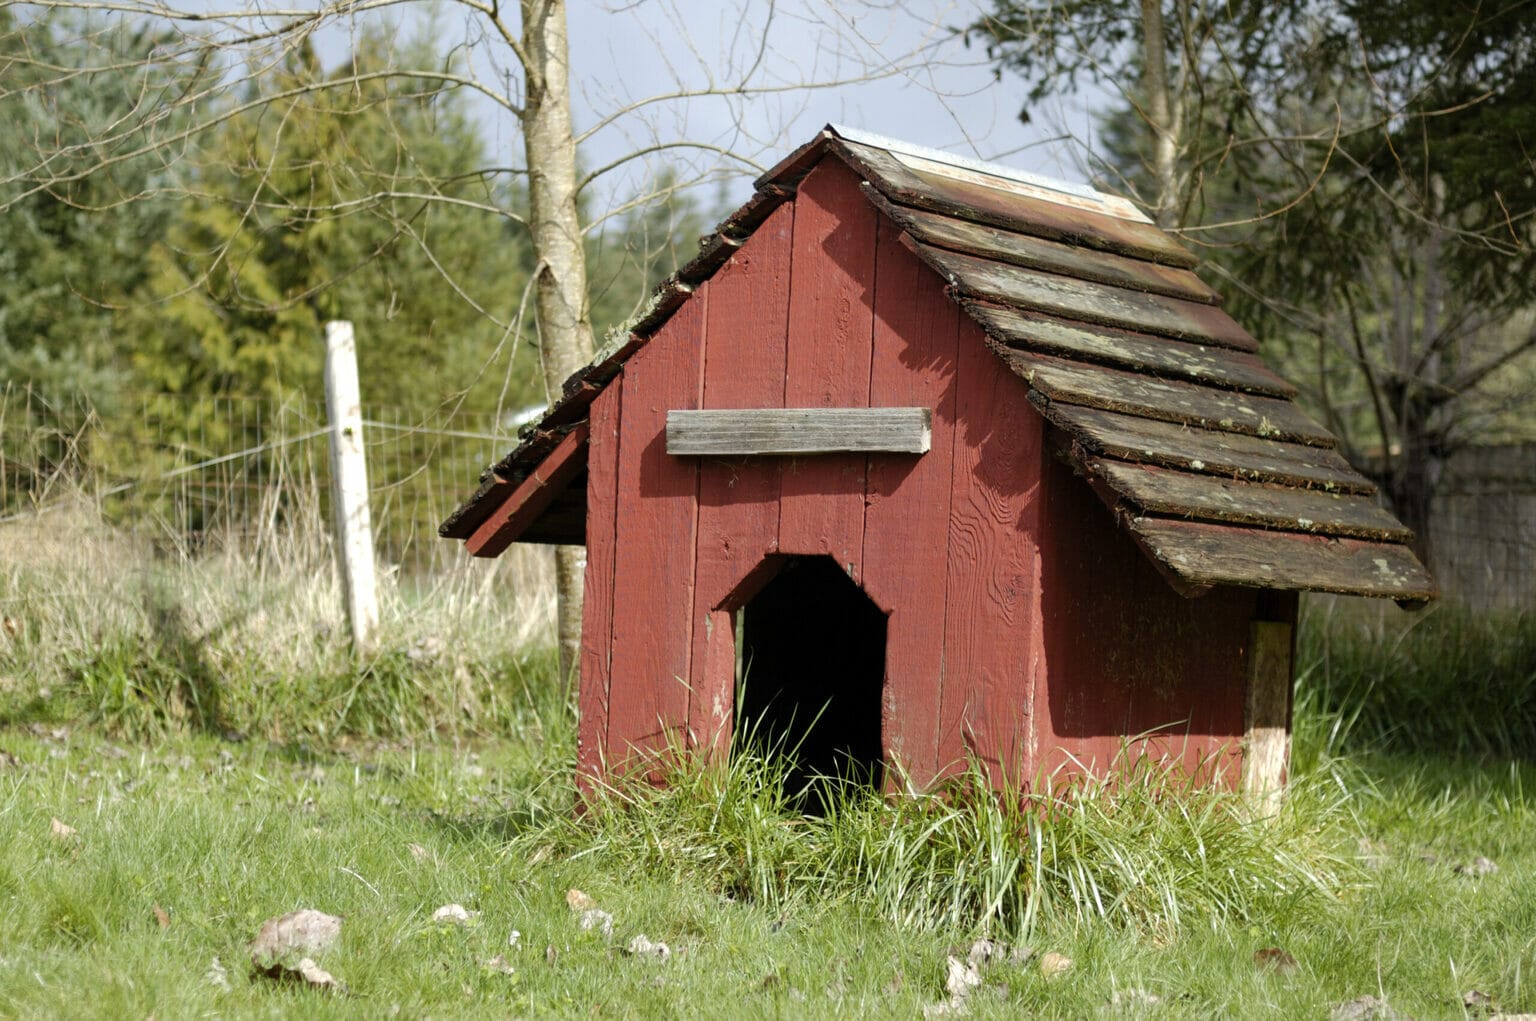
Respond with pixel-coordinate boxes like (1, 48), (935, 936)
(1129, 517), (1438, 599)
(688, 200), (796, 760)
(575, 388), (621, 794)
(967, 302), (1295, 398)
(464, 423), (589, 557)
(938, 317), (1044, 781)
(778, 159), (878, 575)
(1044, 404), (1374, 493)
(1243, 619), (1294, 817)
(860, 218), (961, 790)
(605, 290), (707, 769)
(1032, 452), (1252, 785)
(834, 138), (1198, 268)
(1012, 352), (1335, 447)
(873, 196), (1221, 304)
(1092, 460), (1412, 541)
(912, 241), (1257, 351)
(667, 407), (930, 455)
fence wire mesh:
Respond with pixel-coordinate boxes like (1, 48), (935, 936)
(0, 382), (517, 576)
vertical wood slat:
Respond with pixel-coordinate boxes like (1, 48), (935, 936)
(778, 160), (879, 577)
(938, 319), (1045, 781)
(688, 201), (796, 758)
(861, 219), (960, 790)
(605, 292), (707, 768)
(575, 385), (622, 795)
(1243, 619), (1294, 815)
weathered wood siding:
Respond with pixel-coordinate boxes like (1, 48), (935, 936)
(1032, 449), (1272, 785)
(592, 158), (1266, 788)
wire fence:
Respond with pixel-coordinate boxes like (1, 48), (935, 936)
(0, 382), (519, 576)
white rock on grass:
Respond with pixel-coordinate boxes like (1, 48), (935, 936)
(249, 909), (342, 966)
(626, 935), (671, 961)
(431, 903), (479, 926)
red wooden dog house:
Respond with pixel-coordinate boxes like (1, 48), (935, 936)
(442, 126), (1433, 799)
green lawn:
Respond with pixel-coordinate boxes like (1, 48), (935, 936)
(0, 722), (1531, 1018)
(2, 531), (1533, 1017)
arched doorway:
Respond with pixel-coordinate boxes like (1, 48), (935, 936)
(733, 555), (887, 810)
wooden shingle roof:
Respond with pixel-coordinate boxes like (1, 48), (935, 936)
(442, 126), (1434, 603)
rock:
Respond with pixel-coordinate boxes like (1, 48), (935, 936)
(578, 909), (613, 938)
(626, 934), (671, 961)
(1039, 951), (1073, 979)
(431, 904), (478, 926)
(1331, 994), (1411, 1021)
(1456, 857), (1499, 877)
(249, 909), (342, 968)
(1254, 947), (1299, 975)
(945, 955), (982, 998)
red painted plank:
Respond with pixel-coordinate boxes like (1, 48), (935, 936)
(464, 422), (589, 557)
(604, 291), (707, 770)
(860, 218), (960, 791)
(687, 201), (796, 759)
(1031, 452), (1252, 785)
(778, 159), (879, 578)
(575, 390), (621, 795)
(938, 318), (1045, 784)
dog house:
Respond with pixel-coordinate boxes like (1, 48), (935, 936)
(441, 126), (1433, 801)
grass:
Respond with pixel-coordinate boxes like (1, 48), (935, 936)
(1, 714), (1532, 1018)
(1, 507), (1534, 1016)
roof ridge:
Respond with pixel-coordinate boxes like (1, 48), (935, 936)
(827, 124), (1152, 225)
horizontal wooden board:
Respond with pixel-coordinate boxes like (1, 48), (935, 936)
(967, 302), (1295, 398)
(833, 138), (1200, 269)
(1009, 352), (1335, 447)
(873, 196), (1222, 305)
(913, 242), (1257, 352)
(666, 407), (931, 455)
(1129, 517), (1436, 600)
(1091, 459), (1411, 541)
(1044, 404), (1373, 493)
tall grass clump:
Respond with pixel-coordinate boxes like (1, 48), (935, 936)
(0, 490), (560, 741)
(521, 748), (1355, 941)
(1295, 599), (1536, 761)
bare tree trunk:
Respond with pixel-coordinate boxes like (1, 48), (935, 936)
(1139, 0), (1180, 227)
(521, 0), (595, 684)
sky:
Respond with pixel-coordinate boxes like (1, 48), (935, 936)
(476, 1), (1111, 213)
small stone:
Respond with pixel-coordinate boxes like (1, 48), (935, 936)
(626, 934), (671, 961)
(431, 904), (478, 926)
(578, 908), (613, 938)
(1112, 987), (1162, 1007)
(1463, 989), (1494, 1011)
(484, 954), (515, 975)
(1039, 951), (1073, 979)
(565, 888), (597, 912)
(1254, 947), (1299, 975)
(508, 929), (522, 948)
(49, 817), (77, 840)
(945, 955), (982, 998)
(1456, 857), (1499, 877)
(205, 956), (232, 992)
(249, 909), (343, 966)
(1331, 994), (1408, 1021)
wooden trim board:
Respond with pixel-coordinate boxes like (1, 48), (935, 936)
(666, 407), (931, 456)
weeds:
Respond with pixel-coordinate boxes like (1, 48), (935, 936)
(1297, 600), (1536, 760)
(0, 500), (558, 741)
(523, 747), (1354, 941)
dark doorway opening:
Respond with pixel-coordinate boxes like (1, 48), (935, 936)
(734, 555), (887, 811)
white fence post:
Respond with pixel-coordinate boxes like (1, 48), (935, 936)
(323, 320), (379, 652)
